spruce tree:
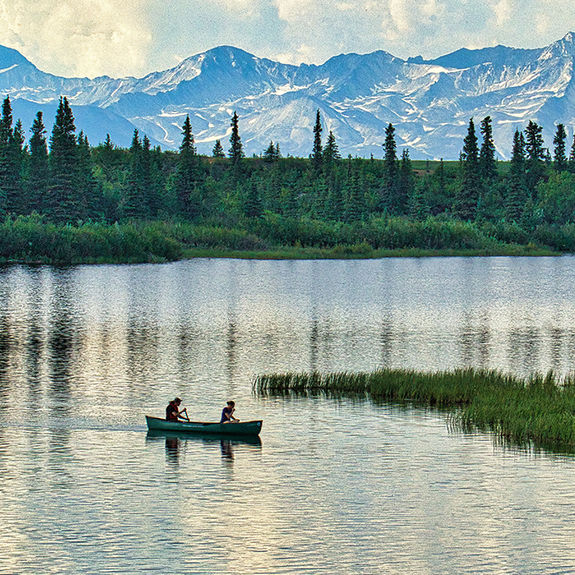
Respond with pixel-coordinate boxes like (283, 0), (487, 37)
(123, 129), (147, 219)
(13, 120), (25, 152)
(477, 116), (497, 222)
(312, 109), (323, 172)
(345, 160), (365, 222)
(479, 116), (497, 182)
(397, 148), (413, 215)
(310, 175), (329, 219)
(422, 159), (449, 216)
(49, 96), (79, 222)
(524, 120), (546, 198)
(327, 179), (345, 221)
(438, 158), (446, 194)
(9, 119), (25, 214)
(0, 96), (24, 215)
(382, 123), (398, 212)
(263, 164), (282, 211)
(553, 124), (568, 172)
(505, 130), (528, 222)
(212, 139), (225, 158)
(323, 131), (340, 171)
(283, 181), (298, 218)
(141, 135), (155, 216)
(28, 111), (49, 214)
(263, 141), (277, 163)
(409, 179), (430, 221)
(455, 118), (480, 220)
(0, 98), (7, 214)
(430, 158), (447, 211)
(0, 96), (12, 145)
(76, 131), (98, 219)
(244, 182), (263, 218)
(149, 143), (165, 218)
(176, 115), (202, 219)
(569, 133), (575, 173)
(322, 131), (340, 212)
(228, 112), (244, 167)
(544, 147), (552, 167)
(180, 115), (196, 155)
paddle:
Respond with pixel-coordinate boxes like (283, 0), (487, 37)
(180, 408), (190, 422)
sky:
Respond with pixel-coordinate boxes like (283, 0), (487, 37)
(1, 0), (575, 78)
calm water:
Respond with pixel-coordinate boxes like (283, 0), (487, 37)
(1, 257), (575, 574)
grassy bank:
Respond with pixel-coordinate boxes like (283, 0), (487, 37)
(0, 215), (565, 265)
(182, 245), (557, 260)
(254, 369), (575, 452)
(0, 217), (183, 265)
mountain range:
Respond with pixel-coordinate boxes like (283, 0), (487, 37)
(2, 33), (575, 159)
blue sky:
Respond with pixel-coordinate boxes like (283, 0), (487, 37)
(1, 0), (575, 78)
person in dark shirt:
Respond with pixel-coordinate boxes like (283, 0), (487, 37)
(220, 400), (239, 424)
(165, 397), (188, 422)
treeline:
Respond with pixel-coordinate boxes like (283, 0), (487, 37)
(1, 95), (575, 260)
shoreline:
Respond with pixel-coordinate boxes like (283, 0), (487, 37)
(181, 245), (560, 260)
(0, 244), (562, 266)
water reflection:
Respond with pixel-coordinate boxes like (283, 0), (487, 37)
(310, 316), (319, 371)
(2, 258), (575, 434)
(458, 310), (492, 369)
(226, 315), (239, 382)
(220, 439), (235, 461)
(380, 314), (393, 368)
(165, 436), (181, 464)
(477, 310), (491, 368)
(2, 260), (575, 574)
(48, 316), (75, 409)
(2, 259), (575, 404)
(0, 314), (9, 395)
(508, 327), (541, 375)
(145, 430), (262, 466)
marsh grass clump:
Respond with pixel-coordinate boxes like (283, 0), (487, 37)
(254, 368), (575, 451)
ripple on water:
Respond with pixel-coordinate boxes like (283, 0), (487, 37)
(2, 259), (575, 573)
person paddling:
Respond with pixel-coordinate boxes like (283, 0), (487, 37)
(166, 397), (189, 422)
(220, 400), (239, 424)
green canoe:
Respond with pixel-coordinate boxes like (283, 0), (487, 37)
(145, 416), (263, 436)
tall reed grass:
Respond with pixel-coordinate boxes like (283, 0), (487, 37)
(254, 369), (575, 451)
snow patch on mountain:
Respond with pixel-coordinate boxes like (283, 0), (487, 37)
(1, 35), (575, 158)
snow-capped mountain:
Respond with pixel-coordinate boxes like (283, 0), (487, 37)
(1, 34), (575, 158)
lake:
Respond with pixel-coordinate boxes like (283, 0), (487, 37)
(1, 257), (575, 574)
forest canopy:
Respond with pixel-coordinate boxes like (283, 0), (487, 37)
(1, 96), (575, 263)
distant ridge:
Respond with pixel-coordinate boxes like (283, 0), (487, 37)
(1, 33), (575, 158)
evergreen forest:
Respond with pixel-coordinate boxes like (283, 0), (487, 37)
(2, 95), (575, 263)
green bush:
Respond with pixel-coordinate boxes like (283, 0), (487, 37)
(0, 217), (183, 263)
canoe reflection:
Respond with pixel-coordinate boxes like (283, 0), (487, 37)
(165, 436), (180, 463)
(146, 429), (262, 463)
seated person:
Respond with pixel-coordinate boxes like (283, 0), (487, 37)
(220, 400), (239, 424)
(165, 397), (188, 421)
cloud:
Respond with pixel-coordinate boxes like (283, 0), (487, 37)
(210, 0), (264, 19)
(493, 0), (512, 26)
(0, 0), (152, 78)
(1, 0), (575, 77)
(270, 0), (575, 63)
